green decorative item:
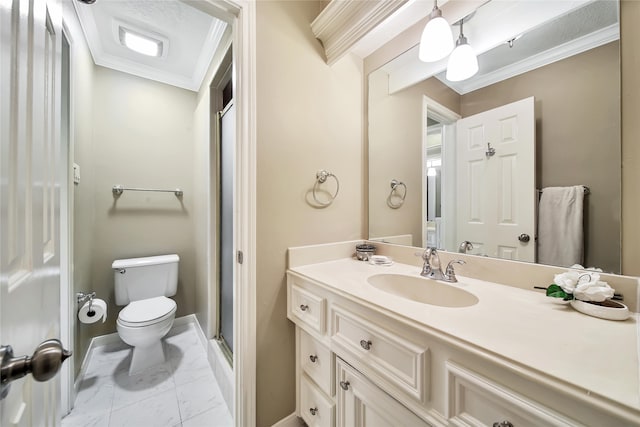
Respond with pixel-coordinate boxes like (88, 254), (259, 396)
(545, 284), (574, 300)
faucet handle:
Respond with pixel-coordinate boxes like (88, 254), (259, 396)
(444, 259), (466, 282)
(414, 248), (432, 262)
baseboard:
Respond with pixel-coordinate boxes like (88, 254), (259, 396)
(74, 330), (124, 394)
(180, 314), (209, 350)
(271, 413), (304, 427)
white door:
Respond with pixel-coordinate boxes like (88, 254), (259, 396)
(1, 0), (65, 425)
(456, 97), (535, 261)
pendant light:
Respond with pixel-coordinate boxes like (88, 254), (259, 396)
(418, 0), (454, 62)
(446, 19), (478, 82)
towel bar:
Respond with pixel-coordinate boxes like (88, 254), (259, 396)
(112, 185), (183, 197)
(538, 186), (589, 195)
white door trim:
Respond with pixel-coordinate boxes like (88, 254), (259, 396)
(421, 96), (460, 248)
(233, 2), (257, 425)
(192, 0), (259, 425)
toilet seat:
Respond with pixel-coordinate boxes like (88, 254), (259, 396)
(118, 296), (177, 327)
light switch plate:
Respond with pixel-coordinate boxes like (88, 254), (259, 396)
(73, 163), (80, 184)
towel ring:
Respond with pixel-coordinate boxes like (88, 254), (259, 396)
(387, 179), (406, 209)
(313, 170), (340, 206)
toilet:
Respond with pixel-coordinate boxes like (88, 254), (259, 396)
(113, 254), (179, 375)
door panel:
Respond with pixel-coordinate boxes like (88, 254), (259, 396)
(1, 0), (63, 425)
(456, 97), (535, 262)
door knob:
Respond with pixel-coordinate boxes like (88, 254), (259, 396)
(1, 339), (72, 400)
(518, 233), (530, 242)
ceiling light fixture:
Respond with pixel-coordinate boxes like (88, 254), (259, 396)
(119, 27), (163, 57)
(446, 19), (478, 82)
(418, 0), (454, 62)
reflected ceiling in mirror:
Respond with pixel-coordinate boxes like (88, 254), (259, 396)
(368, 0), (621, 273)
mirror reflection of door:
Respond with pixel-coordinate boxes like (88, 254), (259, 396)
(425, 124), (442, 248)
(421, 97), (460, 250)
(455, 97), (536, 261)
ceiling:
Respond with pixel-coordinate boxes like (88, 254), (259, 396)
(74, 0), (228, 92)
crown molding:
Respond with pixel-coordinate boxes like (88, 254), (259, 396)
(311, 0), (409, 65)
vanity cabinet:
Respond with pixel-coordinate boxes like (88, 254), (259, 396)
(336, 357), (430, 427)
(288, 270), (638, 427)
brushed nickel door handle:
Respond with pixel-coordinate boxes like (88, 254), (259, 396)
(1, 339), (72, 400)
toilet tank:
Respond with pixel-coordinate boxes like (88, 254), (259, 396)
(113, 254), (179, 306)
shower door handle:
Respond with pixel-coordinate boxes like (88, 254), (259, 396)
(0, 339), (72, 400)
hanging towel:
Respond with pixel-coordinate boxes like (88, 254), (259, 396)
(537, 186), (585, 267)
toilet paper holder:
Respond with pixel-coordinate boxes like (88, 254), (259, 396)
(77, 292), (96, 314)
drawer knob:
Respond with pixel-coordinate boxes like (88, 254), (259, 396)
(299, 304), (309, 311)
(339, 380), (350, 391)
(493, 422), (514, 427)
(309, 407), (318, 416)
(359, 339), (372, 350)
(309, 355), (318, 363)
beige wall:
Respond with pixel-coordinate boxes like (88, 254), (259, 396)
(369, 71), (460, 245)
(461, 42), (621, 272)
(255, 1), (364, 425)
(77, 66), (198, 344)
(65, 2), (96, 373)
(621, 0), (640, 276)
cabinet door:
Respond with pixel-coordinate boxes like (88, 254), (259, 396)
(336, 358), (431, 427)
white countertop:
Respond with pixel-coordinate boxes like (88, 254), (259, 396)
(289, 257), (640, 414)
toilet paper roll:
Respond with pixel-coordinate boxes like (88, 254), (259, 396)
(78, 299), (107, 324)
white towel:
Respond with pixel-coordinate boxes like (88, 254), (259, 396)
(537, 186), (585, 267)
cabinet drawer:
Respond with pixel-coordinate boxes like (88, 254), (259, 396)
(330, 305), (429, 403)
(300, 374), (335, 427)
(446, 361), (574, 426)
(301, 329), (334, 397)
(336, 357), (431, 427)
(290, 284), (326, 335)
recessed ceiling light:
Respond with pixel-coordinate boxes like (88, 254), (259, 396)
(119, 26), (163, 57)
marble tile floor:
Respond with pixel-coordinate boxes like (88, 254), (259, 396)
(62, 323), (233, 427)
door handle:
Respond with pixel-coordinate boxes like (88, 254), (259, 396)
(1, 339), (72, 400)
(518, 233), (530, 242)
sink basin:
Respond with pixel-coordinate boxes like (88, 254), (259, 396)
(367, 274), (479, 308)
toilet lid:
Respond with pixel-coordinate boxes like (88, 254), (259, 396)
(118, 296), (176, 326)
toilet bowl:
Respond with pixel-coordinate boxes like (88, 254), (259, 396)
(116, 296), (177, 375)
(112, 254), (180, 375)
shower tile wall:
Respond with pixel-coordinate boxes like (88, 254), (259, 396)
(62, 323), (233, 427)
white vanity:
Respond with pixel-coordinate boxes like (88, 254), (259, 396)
(286, 241), (640, 427)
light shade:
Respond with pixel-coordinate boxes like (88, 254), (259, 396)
(119, 27), (163, 57)
(418, 11), (454, 62)
(446, 38), (478, 82)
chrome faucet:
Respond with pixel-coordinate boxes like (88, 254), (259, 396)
(420, 247), (466, 283)
(458, 240), (473, 254)
(420, 247), (446, 280)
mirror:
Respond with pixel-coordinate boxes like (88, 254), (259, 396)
(368, 0), (621, 273)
